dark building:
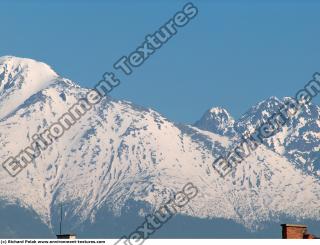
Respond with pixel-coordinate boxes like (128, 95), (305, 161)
(281, 224), (317, 239)
(56, 234), (77, 239)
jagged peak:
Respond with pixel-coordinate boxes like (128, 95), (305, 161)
(208, 106), (231, 116)
(202, 106), (235, 124)
(255, 96), (282, 108)
(194, 106), (235, 136)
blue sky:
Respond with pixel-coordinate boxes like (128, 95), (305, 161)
(1, 0), (320, 123)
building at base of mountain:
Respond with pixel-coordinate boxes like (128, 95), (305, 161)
(281, 224), (318, 239)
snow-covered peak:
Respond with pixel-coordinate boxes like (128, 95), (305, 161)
(0, 56), (58, 89)
(245, 96), (283, 118)
(0, 56), (60, 119)
(194, 107), (236, 136)
(258, 95), (282, 106)
(209, 107), (230, 115)
(235, 96), (284, 135)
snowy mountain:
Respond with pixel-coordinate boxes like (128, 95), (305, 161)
(239, 96), (320, 177)
(200, 96), (320, 178)
(0, 56), (320, 238)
